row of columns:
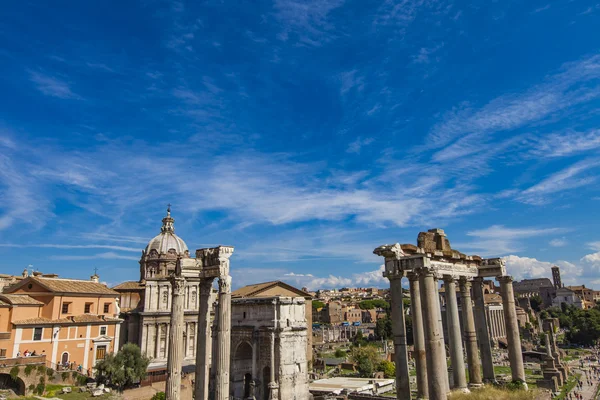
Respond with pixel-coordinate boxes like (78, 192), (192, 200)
(165, 274), (233, 400)
(388, 270), (525, 400)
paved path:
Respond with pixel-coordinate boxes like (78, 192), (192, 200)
(567, 368), (599, 400)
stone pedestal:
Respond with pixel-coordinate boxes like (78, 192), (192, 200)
(459, 278), (482, 387)
(214, 275), (232, 400)
(166, 276), (186, 400)
(194, 278), (215, 400)
(444, 276), (467, 390)
(473, 277), (495, 383)
(499, 276), (526, 384)
(390, 275), (411, 400)
(419, 268), (448, 400)
(408, 272), (428, 399)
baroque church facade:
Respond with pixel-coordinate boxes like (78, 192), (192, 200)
(114, 208), (204, 366)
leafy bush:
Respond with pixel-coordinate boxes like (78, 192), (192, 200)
(72, 371), (78, 380)
(151, 392), (166, 400)
(46, 367), (55, 377)
(24, 364), (34, 376)
(95, 343), (150, 391)
(349, 346), (381, 377)
(334, 349), (346, 358)
(35, 382), (45, 395)
(10, 366), (19, 380)
(378, 360), (395, 378)
(61, 371), (69, 381)
(28, 383), (35, 392)
(37, 365), (46, 374)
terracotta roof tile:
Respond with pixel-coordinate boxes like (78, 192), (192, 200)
(25, 277), (118, 295)
(112, 281), (145, 290)
(13, 314), (121, 325)
(0, 294), (43, 305)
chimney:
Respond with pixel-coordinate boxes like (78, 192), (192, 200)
(22, 268), (29, 278)
(91, 274), (100, 283)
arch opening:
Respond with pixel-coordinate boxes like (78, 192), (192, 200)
(0, 373), (26, 395)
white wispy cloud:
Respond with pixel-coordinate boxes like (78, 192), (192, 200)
(49, 252), (139, 261)
(346, 137), (374, 154)
(28, 70), (82, 100)
(427, 54), (600, 156)
(518, 158), (600, 205)
(549, 238), (567, 247)
(273, 0), (345, 45)
(455, 225), (563, 255)
(528, 129), (600, 158)
(0, 243), (141, 252)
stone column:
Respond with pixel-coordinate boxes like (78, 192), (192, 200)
(214, 275), (232, 400)
(458, 278), (482, 387)
(408, 272), (428, 399)
(498, 276), (526, 384)
(194, 278), (215, 400)
(419, 268), (447, 400)
(443, 276), (467, 390)
(155, 324), (161, 359)
(472, 277), (495, 382)
(433, 276), (449, 393)
(166, 276), (186, 400)
(389, 274), (411, 400)
(268, 330), (279, 400)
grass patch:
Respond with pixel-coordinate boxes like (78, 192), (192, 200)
(555, 373), (580, 400)
(450, 386), (537, 400)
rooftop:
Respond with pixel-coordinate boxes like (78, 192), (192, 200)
(8, 276), (118, 296)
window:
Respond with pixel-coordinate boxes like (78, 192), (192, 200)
(84, 303), (92, 314)
(103, 303), (110, 313)
(33, 327), (43, 341)
(0, 349), (6, 358)
(96, 345), (106, 361)
(61, 302), (71, 314)
(100, 326), (107, 336)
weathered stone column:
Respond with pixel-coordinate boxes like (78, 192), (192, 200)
(443, 276), (467, 391)
(458, 278), (482, 387)
(408, 272), (428, 399)
(433, 276), (449, 394)
(194, 278), (215, 400)
(472, 277), (495, 382)
(419, 268), (447, 400)
(214, 275), (232, 400)
(268, 329), (279, 400)
(498, 276), (526, 384)
(389, 273), (411, 400)
(166, 276), (186, 400)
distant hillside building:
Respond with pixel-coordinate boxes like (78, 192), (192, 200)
(513, 278), (554, 298)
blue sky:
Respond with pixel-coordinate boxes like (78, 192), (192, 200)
(1, 0), (600, 290)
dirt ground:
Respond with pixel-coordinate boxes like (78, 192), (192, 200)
(121, 376), (193, 400)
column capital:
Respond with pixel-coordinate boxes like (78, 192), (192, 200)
(458, 277), (472, 289)
(218, 275), (232, 294)
(407, 271), (419, 282)
(170, 276), (187, 294)
(497, 275), (514, 283)
(442, 274), (458, 283)
(472, 276), (484, 284)
(386, 269), (407, 281)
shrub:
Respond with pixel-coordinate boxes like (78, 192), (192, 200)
(37, 365), (46, 374)
(72, 371), (78, 380)
(35, 382), (45, 395)
(46, 367), (55, 377)
(39, 376), (46, 385)
(151, 392), (166, 400)
(9, 365), (19, 380)
(61, 371), (69, 381)
(28, 383), (35, 392)
(334, 349), (346, 358)
(24, 364), (34, 376)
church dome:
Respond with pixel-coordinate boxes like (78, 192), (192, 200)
(144, 206), (189, 256)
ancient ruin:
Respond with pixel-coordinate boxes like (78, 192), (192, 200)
(374, 229), (527, 400)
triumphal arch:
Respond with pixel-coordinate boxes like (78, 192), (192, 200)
(375, 229), (525, 400)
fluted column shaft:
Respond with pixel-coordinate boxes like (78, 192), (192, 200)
(419, 269), (447, 400)
(408, 272), (428, 399)
(166, 276), (186, 400)
(472, 277), (495, 382)
(458, 278), (482, 387)
(499, 276), (526, 383)
(443, 276), (467, 390)
(214, 275), (232, 400)
(194, 278), (215, 400)
(389, 275), (411, 400)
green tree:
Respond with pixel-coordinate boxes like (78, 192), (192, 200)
(375, 315), (392, 340)
(359, 299), (390, 310)
(312, 300), (325, 310)
(349, 346), (381, 377)
(334, 349), (346, 358)
(95, 343), (150, 391)
(378, 360), (395, 378)
(353, 330), (368, 347)
(530, 295), (543, 312)
(151, 392), (166, 400)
